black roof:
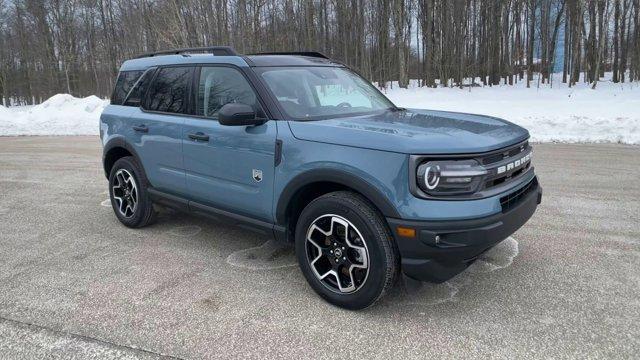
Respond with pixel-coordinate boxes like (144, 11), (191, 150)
(134, 46), (239, 59)
(244, 54), (342, 67)
(128, 46), (344, 68)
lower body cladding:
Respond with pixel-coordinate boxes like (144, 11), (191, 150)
(387, 177), (542, 283)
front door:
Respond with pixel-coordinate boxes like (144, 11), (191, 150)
(182, 66), (277, 223)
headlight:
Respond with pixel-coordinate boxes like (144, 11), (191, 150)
(417, 159), (488, 195)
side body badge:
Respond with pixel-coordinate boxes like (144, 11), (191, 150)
(252, 169), (263, 182)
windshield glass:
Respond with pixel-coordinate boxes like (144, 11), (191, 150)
(257, 66), (396, 120)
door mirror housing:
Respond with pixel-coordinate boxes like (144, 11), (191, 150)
(218, 103), (266, 126)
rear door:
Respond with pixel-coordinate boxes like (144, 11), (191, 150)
(182, 65), (277, 223)
(128, 66), (194, 196)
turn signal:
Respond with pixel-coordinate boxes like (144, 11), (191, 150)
(397, 226), (416, 238)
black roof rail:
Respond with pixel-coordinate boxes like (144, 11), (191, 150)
(249, 51), (330, 59)
(134, 46), (238, 59)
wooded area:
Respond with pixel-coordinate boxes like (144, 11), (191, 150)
(0, 0), (639, 105)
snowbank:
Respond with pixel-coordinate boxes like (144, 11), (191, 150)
(0, 94), (108, 136)
(383, 73), (640, 144)
(0, 73), (638, 144)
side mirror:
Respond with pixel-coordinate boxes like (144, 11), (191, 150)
(218, 103), (266, 126)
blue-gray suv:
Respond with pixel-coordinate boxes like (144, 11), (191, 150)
(101, 47), (542, 309)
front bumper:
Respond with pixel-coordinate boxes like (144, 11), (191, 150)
(387, 176), (542, 283)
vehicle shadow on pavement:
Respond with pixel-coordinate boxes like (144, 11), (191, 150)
(381, 237), (519, 307)
(113, 202), (521, 311)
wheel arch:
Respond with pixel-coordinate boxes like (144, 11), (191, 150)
(276, 169), (400, 241)
(103, 137), (147, 182)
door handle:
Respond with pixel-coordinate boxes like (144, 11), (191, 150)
(188, 132), (210, 142)
(132, 125), (148, 133)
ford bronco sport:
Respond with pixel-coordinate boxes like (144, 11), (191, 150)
(101, 46), (542, 310)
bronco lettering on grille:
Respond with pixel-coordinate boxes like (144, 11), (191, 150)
(497, 153), (531, 175)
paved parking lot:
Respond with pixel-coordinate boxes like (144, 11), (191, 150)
(0, 136), (638, 359)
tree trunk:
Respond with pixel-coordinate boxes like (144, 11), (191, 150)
(613, 0), (621, 82)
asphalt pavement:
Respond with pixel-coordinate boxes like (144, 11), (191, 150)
(0, 136), (638, 359)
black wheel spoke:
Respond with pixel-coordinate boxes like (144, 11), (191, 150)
(111, 169), (138, 219)
(305, 215), (370, 294)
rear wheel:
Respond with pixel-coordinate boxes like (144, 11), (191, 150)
(295, 191), (398, 310)
(108, 156), (156, 228)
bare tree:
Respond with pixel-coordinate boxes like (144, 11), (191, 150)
(0, 0), (638, 105)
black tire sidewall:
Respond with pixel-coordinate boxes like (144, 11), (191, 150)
(108, 157), (151, 228)
(295, 194), (393, 310)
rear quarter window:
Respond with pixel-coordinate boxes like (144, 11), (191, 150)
(111, 71), (144, 105)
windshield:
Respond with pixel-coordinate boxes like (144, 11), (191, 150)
(257, 66), (396, 120)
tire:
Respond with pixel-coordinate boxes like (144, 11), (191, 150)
(295, 191), (399, 310)
(108, 156), (156, 228)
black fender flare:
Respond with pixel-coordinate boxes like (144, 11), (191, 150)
(102, 136), (147, 180)
(275, 168), (401, 225)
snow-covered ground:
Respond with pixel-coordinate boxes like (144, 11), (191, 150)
(383, 73), (639, 144)
(0, 94), (108, 136)
(0, 73), (638, 144)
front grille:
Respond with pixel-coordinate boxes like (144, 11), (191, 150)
(500, 177), (538, 213)
(476, 140), (532, 193)
(485, 161), (531, 189)
(481, 141), (528, 165)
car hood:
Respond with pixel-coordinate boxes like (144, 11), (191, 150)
(287, 109), (530, 154)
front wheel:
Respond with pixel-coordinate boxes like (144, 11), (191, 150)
(295, 191), (399, 310)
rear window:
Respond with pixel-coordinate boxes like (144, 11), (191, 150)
(144, 67), (192, 114)
(111, 70), (144, 105)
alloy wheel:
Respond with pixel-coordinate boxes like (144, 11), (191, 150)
(305, 214), (370, 293)
(112, 169), (138, 218)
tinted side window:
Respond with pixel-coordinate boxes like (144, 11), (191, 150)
(197, 67), (258, 118)
(145, 67), (192, 114)
(111, 70), (143, 105)
(123, 68), (155, 107)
